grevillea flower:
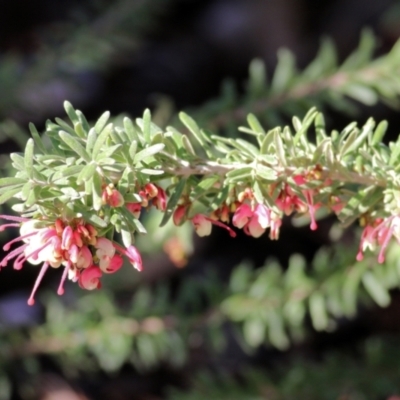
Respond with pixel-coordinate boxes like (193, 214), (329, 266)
(173, 205), (187, 226)
(79, 266), (102, 290)
(102, 185), (125, 207)
(292, 175), (320, 231)
(244, 204), (271, 238)
(232, 202), (279, 239)
(191, 214), (236, 238)
(126, 202), (142, 219)
(113, 243), (143, 271)
(356, 216), (399, 264)
(152, 186), (167, 211)
(0, 215), (143, 305)
(232, 204), (253, 229)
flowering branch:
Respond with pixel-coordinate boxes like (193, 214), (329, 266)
(0, 101), (399, 304)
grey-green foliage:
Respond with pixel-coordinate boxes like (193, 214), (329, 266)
(193, 30), (400, 133)
(167, 336), (400, 400)
(222, 239), (400, 351)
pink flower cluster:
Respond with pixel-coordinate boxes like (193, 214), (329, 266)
(171, 174), (325, 240)
(356, 216), (400, 264)
(126, 183), (167, 219)
(0, 215), (143, 305)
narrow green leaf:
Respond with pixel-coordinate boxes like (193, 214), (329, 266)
(86, 128), (97, 153)
(84, 212), (107, 228)
(309, 292), (329, 331)
(139, 168), (164, 175)
(274, 131), (286, 166)
(133, 143), (165, 164)
(77, 163), (97, 185)
(124, 117), (141, 143)
(92, 123), (113, 159)
(247, 113), (265, 133)
(179, 112), (206, 147)
(131, 217), (147, 234)
(248, 58), (267, 97)
(243, 317), (265, 347)
(226, 167), (253, 181)
(371, 120), (388, 145)
(181, 135), (196, 155)
(60, 165), (84, 178)
(59, 131), (91, 162)
(74, 122), (86, 138)
(92, 172), (103, 211)
(142, 108), (151, 143)
(94, 111), (110, 134)
(159, 178), (186, 227)
(76, 110), (91, 133)
(129, 141), (138, 160)
(0, 187), (21, 204)
(120, 227), (133, 247)
(28, 123), (46, 154)
(362, 271), (391, 307)
(64, 101), (79, 124)
(271, 49), (296, 93)
(10, 153), (25, 171)
(0, 177), (27, 186)
(55, 117), (76, 136)
(24, 139), (34, 179)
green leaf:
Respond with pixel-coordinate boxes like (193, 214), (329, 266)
(92, 123), (113, 160)
(0, 187), (21, 204)
(274, 131), (286, 166)
(24, 139), (34, 179)
(159, 178), (187, 227)
(77, 163), (97, 185)
(92, 173), (102, 211)
(181, 135), (196, 155)
(0, 177), (27, 186)
(86, 128), (97, 153)
(94, 111), (110, 134)
(243, 317), (265, 348)
(271, 49), (296, 93)
(60, 165), (84, 178)
(28, 123), (46, 154)
(133, 144), (165, 164)
(225, 167), (253, 182)
(248, 58), (267, 97)
(129, 141), (138, 160)
(142, 108), (151, 143)
(362, 271), (391, 307)
(309, 292), (329, 331)
(247, 113), (265, 133)
(59, 131), (91, 162)
(371, 120), (388, 145)
(179, 112), (206, 147)
(64, 101), (79, 125)
(123, 117), (139, 141)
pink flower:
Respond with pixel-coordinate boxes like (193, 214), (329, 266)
(152, 186), (167, 211)
(102, 185), (124, 207)
(192, 214), (212, 236)
(356, 217), (400, 264)
(244, 204), (271, 238)
(79, 266), (102, 290)
(113, 244), (143, 271)
(102, 254), (123, 273)
(232, 204), (253, 229)
(192, 214), (236, 238)
(95, 237), (116, 271)
(126, 202), (142, 218)
(0, 214), (143, 304)
(173, 205), (187, 226)
(232, 203), (278, 239)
